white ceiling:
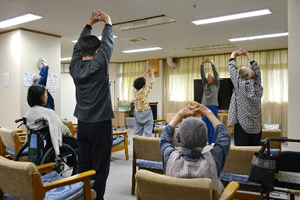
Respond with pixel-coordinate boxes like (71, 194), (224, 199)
(0, 0), (288, 63)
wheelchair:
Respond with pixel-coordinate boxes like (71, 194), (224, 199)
(14, 117), (79, 177)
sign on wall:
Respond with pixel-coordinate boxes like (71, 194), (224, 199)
(2, 72), (9, 87)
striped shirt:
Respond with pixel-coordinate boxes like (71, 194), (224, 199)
(227, 58), (263, 133)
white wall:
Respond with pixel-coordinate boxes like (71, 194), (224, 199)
(0, 29), (61, 130)
(288, 0), (300, 150)
(0, 31), (21, 129)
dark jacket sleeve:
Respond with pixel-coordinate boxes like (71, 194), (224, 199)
(70, 25), (92, 67)
(93, 24), (114, 74)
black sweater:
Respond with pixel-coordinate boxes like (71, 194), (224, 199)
(69, 24), (114, 122)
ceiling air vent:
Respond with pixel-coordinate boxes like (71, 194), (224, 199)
(186, 44), (235, 51)
(123, 37), (147, 43)
(113, 15), (178, 31)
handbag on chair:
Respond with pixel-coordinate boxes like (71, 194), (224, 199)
(248, 138), (276, 191)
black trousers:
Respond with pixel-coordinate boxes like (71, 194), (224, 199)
(234, 122), (262, 146)
(77, 119), (113, 200)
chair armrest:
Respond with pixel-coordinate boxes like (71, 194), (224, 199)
(43, 170), (96, 192)
(73, 124), (78, 132)
(154, 119), (166, 123)
(219, 181), (240, 200)
(113, 131), (130, 136)
(14, 133), (26, 153)
(37, 163), (57, 174)
(16, 130), (25, 135)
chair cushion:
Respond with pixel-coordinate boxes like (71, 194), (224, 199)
(113, 135), (124, 145)
(6, 147), (28, 156)
(3, 171), (94, 200)
(154, 124), (166, 128)
(219, 172), (260, 186)
(42, 171), (85, 200)
(136, 159), (163, 170)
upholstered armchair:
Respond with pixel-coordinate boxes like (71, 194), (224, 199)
(131, 136), (163, 195)
(136, 169), (240, 200)
(0, 127), (26, 160)
(0, 156), (96, 200)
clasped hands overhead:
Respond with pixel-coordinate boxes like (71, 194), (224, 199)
(178, 101), (212, 119)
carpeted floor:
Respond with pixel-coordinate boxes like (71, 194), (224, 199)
(104, 127), (136, 200)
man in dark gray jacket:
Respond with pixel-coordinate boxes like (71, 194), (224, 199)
(69, 10), (114, 200)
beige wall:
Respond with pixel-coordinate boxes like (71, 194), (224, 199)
(288, 0), (300, 150)
(0, 31), (21, 129)
(147, 60), (164, 120)
(0, 29), (61, 130)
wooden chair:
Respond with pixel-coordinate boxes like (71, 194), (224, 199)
(0, 156), (96, 200)
(153, 113), (177, 137)
(111, 130), (130, 160)
(0, 127), (26, 159)
(136, 169), (240, 200)
(131, 134), (181, 195)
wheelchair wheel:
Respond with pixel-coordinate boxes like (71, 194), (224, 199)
(41, 143), (78, 177)
(13, 142), (28, 161)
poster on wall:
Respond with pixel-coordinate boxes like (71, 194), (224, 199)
(24, 72), (35, 87)
(2, 72), (9, 87)
(47, 73), (58, 92)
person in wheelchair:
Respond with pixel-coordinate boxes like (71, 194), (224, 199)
(21, 85), (78, 175)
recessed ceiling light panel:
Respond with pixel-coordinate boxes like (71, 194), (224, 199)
(192, 9), (271, 25)
(123, 47), (162, 53)
(0, 13), (42, 28)
(229, 32), (289, 42)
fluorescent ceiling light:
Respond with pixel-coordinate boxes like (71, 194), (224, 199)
(0, 13), (42, 28)
(229, 32), (289, 42)
(72, 35), (117, 43)
(60, 57), (71, 61)
(123, 47), (162, 53)
(192, 9), (271, 25)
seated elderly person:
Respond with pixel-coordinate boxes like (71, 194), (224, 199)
(159, 101), (231, 196)
(24, 85), (76, 157)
